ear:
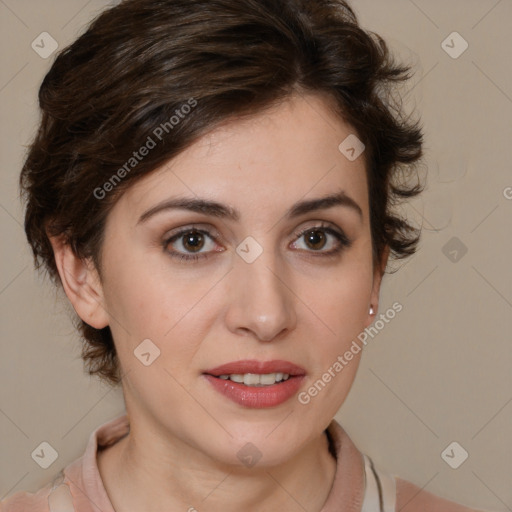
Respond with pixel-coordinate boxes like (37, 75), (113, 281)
(49, 235), (109, 329)
(364, 245), (390, 328)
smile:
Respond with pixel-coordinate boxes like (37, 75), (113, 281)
(218, 373), (290, 386)
(204, 360), (305, 408)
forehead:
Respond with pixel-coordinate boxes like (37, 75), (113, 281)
(114, 93), (369, 223)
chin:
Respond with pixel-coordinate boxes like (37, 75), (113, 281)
(219, 417), (316, 468)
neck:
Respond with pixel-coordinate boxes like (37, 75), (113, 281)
(98, 417), (337, 512)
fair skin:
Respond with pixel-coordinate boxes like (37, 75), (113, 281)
(51, 92), (388, 511)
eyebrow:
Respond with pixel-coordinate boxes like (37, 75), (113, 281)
(137, 190), (363, 225)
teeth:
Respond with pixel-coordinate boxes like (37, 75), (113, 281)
(244, 373), (261, 386)
(260, 373), (278, 385)
(217, 373), (291, 386)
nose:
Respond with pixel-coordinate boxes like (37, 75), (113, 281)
(224, 248), (297, 342)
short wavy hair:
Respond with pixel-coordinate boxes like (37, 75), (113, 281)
(20, 0), (423, 385)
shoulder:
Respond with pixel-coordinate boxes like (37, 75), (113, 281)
(327, 420), (493, 512)
(1, 476), (77, 512)
(1, 414), (128, 512)
(1, 482), (52, 512)
(395, 476), (491, 512)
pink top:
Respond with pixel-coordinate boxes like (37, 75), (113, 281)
(1, 414), (486, 511)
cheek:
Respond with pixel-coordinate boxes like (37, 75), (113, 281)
(307, 256), (373, 341)
(296, 273), (370, 422)
(298, 249), (373, 409)
(100, 250), (219, 366)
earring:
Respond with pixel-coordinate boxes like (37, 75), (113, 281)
(369, 305), (375, 315)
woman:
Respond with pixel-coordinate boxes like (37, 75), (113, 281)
(2, 0), (492, 510)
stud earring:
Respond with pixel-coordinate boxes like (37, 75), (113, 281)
(369, 305), (375, 315)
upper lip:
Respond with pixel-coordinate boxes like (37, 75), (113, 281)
(205, 360), (306, 377)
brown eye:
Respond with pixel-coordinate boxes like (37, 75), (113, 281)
(163, 226), (222, 262)
(291, 224), (351, 257)
(303, 229), (327, 251)
(181, 230), (205, 252)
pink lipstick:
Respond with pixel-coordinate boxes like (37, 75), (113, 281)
(204, 360), (305, 408)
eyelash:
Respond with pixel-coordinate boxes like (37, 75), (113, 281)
(163, 223), (352, 263)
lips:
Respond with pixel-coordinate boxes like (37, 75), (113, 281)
(203, 360), (306, 409)
(205, 360), (306, 377)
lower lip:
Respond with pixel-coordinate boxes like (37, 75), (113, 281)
(204, 375), (304, 408)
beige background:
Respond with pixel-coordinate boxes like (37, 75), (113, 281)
(1, 0), (511, 509)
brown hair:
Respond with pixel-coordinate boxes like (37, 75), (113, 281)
(20, 0), (423, 385)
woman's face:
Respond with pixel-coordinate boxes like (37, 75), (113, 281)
(95, 92), (383, 466)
